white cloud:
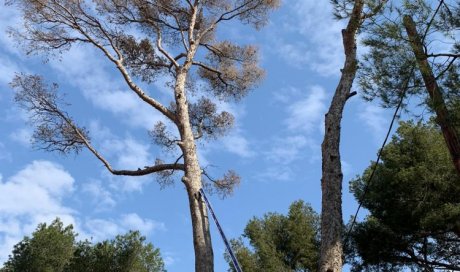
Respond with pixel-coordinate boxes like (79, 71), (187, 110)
(102, 137), (151, 170)
(277, 42), (311, 69)
(85, 213), (165, 242)
(265, 135), (309, 165)
(1, 161), (74, 210)
(101, 136), (154, 192)
(273, 0), (345, 76)
(85, 218), (122, 241)
(82, 179), (116, 210)
(0, 161), (167, 264)
(0, 161), (76, 263)
(0, 56), (19, 86)
(0, 6), (23, 55)
(262, 85), (327, 176)
(121, 213), (166, 234)
(49, 46), (167, 130)
(255, 166), (294, 182)
(220, 132), (255, 158)
(341, 160), (353, 178)
(9, 128), (33, 147)
(87, 122), (156, 192)
(285, 85), (327, 133)
(163, 255), (176, 267)
(358, 103), (388, 142)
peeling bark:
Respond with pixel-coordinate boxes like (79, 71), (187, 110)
(319, 1), (364, 271)
(403, 15), (460, 177)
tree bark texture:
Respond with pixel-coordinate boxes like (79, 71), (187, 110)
(403, 15), (460, 177)
(319, 1), (364, 271)
(175, 51), (214, 271)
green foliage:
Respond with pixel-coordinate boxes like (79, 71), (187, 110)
(1, 219), (166, 272)
(67, 231), (165, 272)
(358, 0), (459, 108)
(349, 121), (460, 271)
(2, 218), (76, 272)
(225, 200), (319, 272)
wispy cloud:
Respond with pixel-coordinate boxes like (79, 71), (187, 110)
(48, 46), (168, 130)
(0, 56), (19, 86)
(88, 121), (156, 192)
(270, 0), (345, 76)
(121, 213), (166, 234)
(220, 130), (255, 158)
(254, 165), (294, 182)
(0, 143), (12, 162)
(358, 103), (389, 142)
(285, 85), (327, 133)
(9, 128), (32, 147)
(265, 135), (310, 165)
(84, 213), (165, 242)
(0, 6), (23, 55)
(82, 179), (116, 211)
(259, 85), (327, 181)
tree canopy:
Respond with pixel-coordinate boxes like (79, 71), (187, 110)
(348, 121), (460, 271)
(358, 0), (459, 108)
(1, 218), (75, 272)
(1, 219), (166, 272)
(225, 200), (320, 272)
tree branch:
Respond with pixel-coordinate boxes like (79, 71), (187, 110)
(192, 61), (229, 86)
(155, 27), (179, 68)
(56, 107), (184, 176)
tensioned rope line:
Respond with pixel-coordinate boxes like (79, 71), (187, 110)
(199, 188), (243, 272)
(343, 67), (414, 246)
(343, 0), (446, 245)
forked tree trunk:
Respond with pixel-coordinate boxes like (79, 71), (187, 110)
(175, 67), (214, 272)
(403, 15), (460, 177)
(319, 1), (363, 271)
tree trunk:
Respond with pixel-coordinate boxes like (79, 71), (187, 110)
(403, 15), (460, 177)
(175, 68), (214, 272)
(319, 1), (363, 271)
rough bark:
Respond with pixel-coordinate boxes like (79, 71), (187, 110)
(319, 1), (364, 271)
(174, 43), (214, 271)
(403, 15), (460, 177)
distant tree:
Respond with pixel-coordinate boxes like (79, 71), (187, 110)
(1, 219), (166, 272)
(348, 121), (460, 271)
(319, 0), (386, 270)
(225, 200), (320, 272)
(1, 218), (76, 272)
(358, 0), (460, 175)
(66, 231), (166, 272)
(8, 1), (279, 271)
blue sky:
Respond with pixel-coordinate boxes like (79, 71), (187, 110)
(0, 1), (398, 271)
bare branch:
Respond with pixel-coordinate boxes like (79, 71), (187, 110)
(202, 169), (240, 198)
(9, 0), (177, 123)
(196, 41), (264, 100)
(199, 0), (279, 39)
(12, 74), (184, 177)
(149, 121), (180, 150)
(189, 97), (234, 139)
(155, 27), (180, 67)
(428, 53), (460, 58)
